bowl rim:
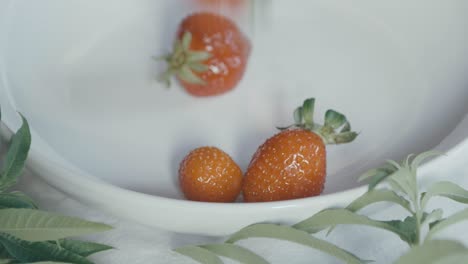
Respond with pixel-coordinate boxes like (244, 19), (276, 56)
(3, 116), (467, 210)
(2, 0), (468, 234)
(1, 116), (465, 235)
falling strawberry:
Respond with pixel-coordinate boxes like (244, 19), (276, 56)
(179, 146), (243, 202)
(242, 98), (358, 202)
(158, 12), (251, 97)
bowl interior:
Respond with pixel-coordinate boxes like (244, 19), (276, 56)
(2, 0), (468, 200)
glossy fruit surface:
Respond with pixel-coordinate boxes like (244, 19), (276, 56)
(179, 147), (243, 202)
(242, 98), (358, 202)
(243, 129), (326, 202)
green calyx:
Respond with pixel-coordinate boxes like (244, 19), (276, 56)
(278, 98), (359, 145)
(156, 31), (212, 87)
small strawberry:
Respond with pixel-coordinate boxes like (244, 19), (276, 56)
(242, 98), (358, 202)
(179, 147), (243, 202)
(158, 12), (251, 97)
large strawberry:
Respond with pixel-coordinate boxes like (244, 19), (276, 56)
(242, 98), (358, 202)
(158, 12), (251, 97)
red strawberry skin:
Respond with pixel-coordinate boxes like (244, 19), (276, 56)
(179, 146), (243, 202)
(242, 129), (326, 202)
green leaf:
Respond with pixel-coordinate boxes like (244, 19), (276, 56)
(0, 246), (12, 262)
(410, 151), (442, 172)
(187, 51), (212, 63)
(0, 233), (93, 264)
(174, 246), (223, 264)
(51, 240), (112, 257)
(358, 168), (381, 182)
(361, 159), (417, 201)
(0, 259), (12, 264)
(387, 179), (407, 195)
(151, 54), (170, 61)
(333, 131), (358, 144)
(188, 62), (209, 73)
(427, 208), (468, 240)
(0, 245), (10, 259)
(429, 219), (444, 230)
(181, 31), (192, 51)
(386, 159), (402, 169)
(434, 252), (468, 264)
(28, 261), (70, 264)
(157, 68), (173, 87)
(364, 170), (392, 190)
(0, 209), (112, 242)
(200, 244), (269, 264)
(385, 216), (418, 245)
(346, 189), (412, 214)
(301, 98), (315, 127)
(421, 181), (468, 209)
(386, 167), (417, 202)
(395, 240), (467, 264)
(340, 122), (351, 133)
(293, 209), (416, 245)
(358, 163), (397, 188)
(0, 114), (31, 191)
(0, 192), (37, 209)
(403, 154), (415, 168)
(293, 107), (303, 124)
(324, 110), (346, 129)
(178, 65), (206, 85)
(226, 223), (365, 264)
(421, 209), (444, 226)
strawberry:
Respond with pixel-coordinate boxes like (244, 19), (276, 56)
(158, 12), (251, 97)
(179, 147), (243, 202)
(242, 98), (358, 202)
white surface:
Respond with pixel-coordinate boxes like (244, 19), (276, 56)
(1, 0), (468, 235)
(15, 143), (468, 264)
(3, 0), (468, 195)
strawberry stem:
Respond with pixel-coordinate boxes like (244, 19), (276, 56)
(155, 32), (212, 87)
(279, 98), (359, 145)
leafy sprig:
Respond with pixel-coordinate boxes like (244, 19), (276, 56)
(3, 106), (468, 263)
(0, 110), (113, 264)
(176, 152), (468, 263)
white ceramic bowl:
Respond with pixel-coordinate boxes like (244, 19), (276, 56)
(1, 1), (468, 235)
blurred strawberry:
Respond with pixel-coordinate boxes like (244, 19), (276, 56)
(158, 12), (251, 96)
